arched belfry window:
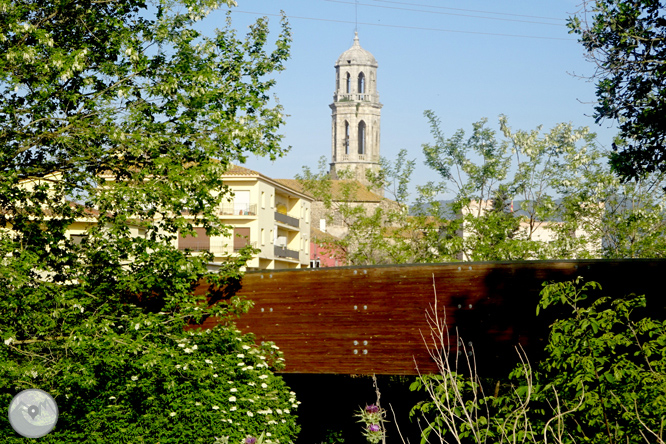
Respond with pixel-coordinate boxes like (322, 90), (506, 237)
(346, 72), (351, 94)
(358, 72), (365, 94)
(358, 121), (366, 155)
(344, 121), (350, 154)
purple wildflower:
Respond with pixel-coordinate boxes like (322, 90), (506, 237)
(365, 404), (380, 414)
(245, 437), (257, 444)
(368, 424), (381, 432)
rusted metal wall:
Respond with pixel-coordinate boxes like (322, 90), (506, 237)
(193, 259), (666, 375)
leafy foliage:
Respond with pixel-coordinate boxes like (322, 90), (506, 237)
(0, 0), (299, 441)
(528, 278), (666, 443)
(409, 278), (666, 444)
(568, 1), (666, 180)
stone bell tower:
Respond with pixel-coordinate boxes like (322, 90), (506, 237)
(330, 32), (382, 188)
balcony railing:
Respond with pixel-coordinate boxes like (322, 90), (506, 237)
(274, 245), (299, 260)
(335, 93), (377, 102)
(178, 242), (257, 254)
(220, 203), (257, 216)
(178, 242), (211, 252)
(339, 154), (379, 162)
(274, 211), (299, 228)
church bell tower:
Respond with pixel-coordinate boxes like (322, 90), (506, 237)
(330, 32), (382, 188)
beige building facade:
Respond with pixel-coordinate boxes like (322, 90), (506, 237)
(178, 165), (313, 270)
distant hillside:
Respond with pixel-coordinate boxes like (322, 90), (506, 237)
(409, 199), (566, 221)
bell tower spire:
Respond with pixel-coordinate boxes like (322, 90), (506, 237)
(329, 32), (382, 190)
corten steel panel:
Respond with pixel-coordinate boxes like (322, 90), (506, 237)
(191, 259), (666, 375)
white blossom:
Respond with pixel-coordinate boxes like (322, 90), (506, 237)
(170, 412), (176, 417)
(229, 396), (236, 402)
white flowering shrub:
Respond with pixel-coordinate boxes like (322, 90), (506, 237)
(1, 292), (300, 443)
(86, 327), (300, 443)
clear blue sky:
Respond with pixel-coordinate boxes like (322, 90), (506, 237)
(201, 1), (616, 200)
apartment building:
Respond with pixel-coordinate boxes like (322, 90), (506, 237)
(11, 168), (310, 271)
(177, 165), (313, 270)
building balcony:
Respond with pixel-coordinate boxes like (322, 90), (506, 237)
(274, 211), (300, 228)
(274, 245), (299, 260)
(220, 203), (257, 216)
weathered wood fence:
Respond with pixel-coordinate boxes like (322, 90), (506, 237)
(192, 259), (666, 375)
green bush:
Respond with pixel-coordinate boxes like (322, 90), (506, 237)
(410, 278), (666, 444)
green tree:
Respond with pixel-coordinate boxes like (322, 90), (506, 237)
(568, 0), (666, 180)
(421, 112), (598, 261)
(1, 0), (299, 442)
(421, 111), (666, 261)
